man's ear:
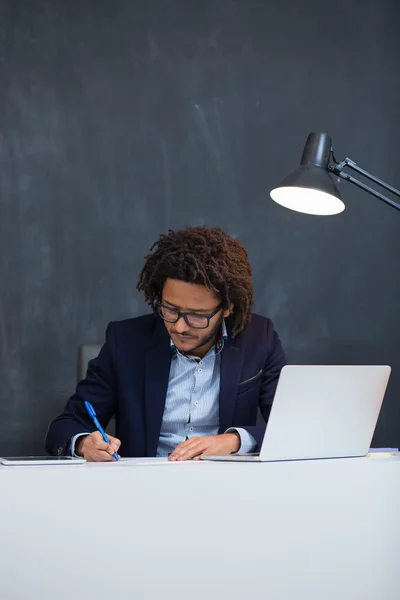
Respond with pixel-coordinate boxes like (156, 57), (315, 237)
(223, 304), (234, 318)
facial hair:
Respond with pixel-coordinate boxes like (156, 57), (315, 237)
(171, 312), (224, 355)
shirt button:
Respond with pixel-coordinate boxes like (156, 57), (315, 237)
(195, 401), (198, 406)
(190, 427), (194, 431)
(198, 368), (202, 372)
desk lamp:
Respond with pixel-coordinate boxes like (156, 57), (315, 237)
(270, 132), (400, 215)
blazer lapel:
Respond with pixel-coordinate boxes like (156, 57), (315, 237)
(145, 319), (172, 456)
(218, 336), (244, 433)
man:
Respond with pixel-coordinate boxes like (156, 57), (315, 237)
(45, 226), (286, 461)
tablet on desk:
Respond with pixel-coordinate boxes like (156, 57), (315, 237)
(0, 456), (86, 466)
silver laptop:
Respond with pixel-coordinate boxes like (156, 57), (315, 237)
(204, 365), (391, 462)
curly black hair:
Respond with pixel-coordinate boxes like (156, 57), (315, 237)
(137, 226), (253, 336)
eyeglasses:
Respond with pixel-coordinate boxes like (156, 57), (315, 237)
(158, 302), (223, 329)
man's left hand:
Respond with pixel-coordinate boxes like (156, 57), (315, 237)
(168, 433), (241, 461)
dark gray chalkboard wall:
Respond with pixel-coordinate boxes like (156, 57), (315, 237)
(0, 0), (399, 455)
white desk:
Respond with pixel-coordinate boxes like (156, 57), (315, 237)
(1, 456), (400, 600)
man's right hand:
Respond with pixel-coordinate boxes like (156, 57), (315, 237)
(75, 431), (121, 462)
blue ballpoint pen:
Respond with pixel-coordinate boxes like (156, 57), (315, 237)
(84, 401), (119, 461)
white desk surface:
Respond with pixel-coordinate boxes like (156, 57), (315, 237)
(1, 456), (400, 600)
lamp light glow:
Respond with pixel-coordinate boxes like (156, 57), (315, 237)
(270, 186), (345, 216)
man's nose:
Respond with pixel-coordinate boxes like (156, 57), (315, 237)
(174, 316), (190, 333)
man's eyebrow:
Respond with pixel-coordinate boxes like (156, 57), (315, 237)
(162, 299), (212, 313)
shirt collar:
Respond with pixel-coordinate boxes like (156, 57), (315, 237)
(170, 319), (228, 356)
(217, 319), (228, 353)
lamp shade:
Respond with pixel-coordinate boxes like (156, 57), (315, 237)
(270, 132), (345, 216)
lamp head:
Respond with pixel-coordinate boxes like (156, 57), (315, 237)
(270, 132), (345, 215)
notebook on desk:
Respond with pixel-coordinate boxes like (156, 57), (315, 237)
(202, 365), (391, 463)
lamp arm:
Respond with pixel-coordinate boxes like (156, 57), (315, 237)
(328, 157), (400, 212)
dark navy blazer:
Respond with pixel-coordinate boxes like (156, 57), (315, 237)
(45, 313), (287, 457)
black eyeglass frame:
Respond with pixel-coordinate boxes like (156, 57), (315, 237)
(157, 302), (223, 329)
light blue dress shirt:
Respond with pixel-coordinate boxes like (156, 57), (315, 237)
(157, 321), (256, 456)
(71, 321), (256, 456)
